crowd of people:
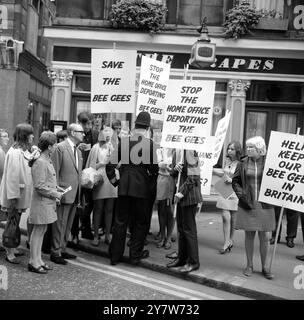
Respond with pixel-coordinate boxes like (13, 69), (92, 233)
(0, 111), (303, 280)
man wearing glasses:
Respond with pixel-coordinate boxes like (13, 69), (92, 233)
(50, 123), (84, 265)
(72, 112), (99, 242)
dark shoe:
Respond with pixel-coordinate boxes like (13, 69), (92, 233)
(262, 269), (274, 280)
(50, 255), (67, 265)
(179, 263), (200, 273)
(286, 239), (294, 248)
(41, 263), (53, 271)
(81, 232), (94, 240)
(296, 254), (304, 261)
(165, 251), (178, 259)
(219, 243), (232, 254)
(5, 256), (20, 264)
(129, 250), (149, 265)
(61, 252), (77, 260)
(166, 259), (185, 268)
(140, 249), (149, 259)
(28, 263), (48, 274)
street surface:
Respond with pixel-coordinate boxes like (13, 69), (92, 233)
(0, 236), (250, 300)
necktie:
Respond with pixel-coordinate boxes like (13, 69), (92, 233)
(74, 146), (77, 166)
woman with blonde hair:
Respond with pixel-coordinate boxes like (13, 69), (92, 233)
(232, 136), (275, 280)
(86, 126), (117, 246)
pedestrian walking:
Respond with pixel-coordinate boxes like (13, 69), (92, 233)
(0, 123), (34, 264)
(28, 131), (63, 274)
(167, 149), (202, 273)
(106, 111), (158, 266)
(50, 123), (83, 265)
(214, 141), (242, 254)
(232, 136), (275, 280)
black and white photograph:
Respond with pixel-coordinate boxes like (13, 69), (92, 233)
(0, 0), (304, 309)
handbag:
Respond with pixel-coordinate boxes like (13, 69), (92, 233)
(2, 209), (21, 248)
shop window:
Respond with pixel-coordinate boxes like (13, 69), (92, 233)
(246, 111), (267, 141)
(249, 0), (284, 16)
(73, 75), (91, 92)
(247, 82), (302, 103)
(166, 0), (226, 26)
(56, 0), (107, 20)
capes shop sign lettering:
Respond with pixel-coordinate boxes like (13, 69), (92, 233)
(137, 52), (274, 72)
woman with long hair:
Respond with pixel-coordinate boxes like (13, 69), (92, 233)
(232, 136), (275, 280)
(214, 141), (242, 254)
(86, 126), (117, 246)
(0, 123), (34, 264)
(27, 131), (63, 273)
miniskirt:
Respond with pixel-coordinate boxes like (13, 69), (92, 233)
(235, 202), (275, 232)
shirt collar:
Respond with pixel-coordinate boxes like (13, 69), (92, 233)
(67, 137), (76, 150)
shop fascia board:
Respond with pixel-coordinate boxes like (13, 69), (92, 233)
(51, 60), (304, 83)
(43, 27), (304, 59)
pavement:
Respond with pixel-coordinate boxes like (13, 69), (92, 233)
(1, 205), (304, 300)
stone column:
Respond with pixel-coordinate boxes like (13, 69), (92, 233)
(226, 79), (251, 145)
(47, 68), (73, 121)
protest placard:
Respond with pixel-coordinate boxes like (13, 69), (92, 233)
(91, 49), (137, 113)
(212, 110), (231, 164)
(136, 56), (170, 121)
(160, 80), (215, 152)
(196, 137), (216, 195)
(259, 131), (304, 213)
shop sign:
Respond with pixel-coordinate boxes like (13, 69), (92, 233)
(137, 51), (304, 75)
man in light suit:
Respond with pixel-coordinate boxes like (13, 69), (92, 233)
(50, 123), (84, 265)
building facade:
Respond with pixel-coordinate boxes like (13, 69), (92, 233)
(0, 0), (55, 142)
(44, 0), (304, 161)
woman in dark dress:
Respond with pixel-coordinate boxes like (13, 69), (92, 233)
(232, 136), (275, 280)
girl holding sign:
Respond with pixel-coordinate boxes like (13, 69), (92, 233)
(232, 136), (275, 280)
(214, 141), (242, 254)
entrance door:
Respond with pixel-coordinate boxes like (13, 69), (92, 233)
(244, 105), (303, 146)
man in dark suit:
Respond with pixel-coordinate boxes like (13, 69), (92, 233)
(106, 111), (158, 265)
(167, 149), (202, 273)
(50, 123), (84, 265)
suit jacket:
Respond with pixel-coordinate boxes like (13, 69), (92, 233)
(29, 155), (61, 223)
(51, 140), (83, 204)
(0, 147), (32, 210)
(171, 150), (202, 207)
(106, 132), (158, 199)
